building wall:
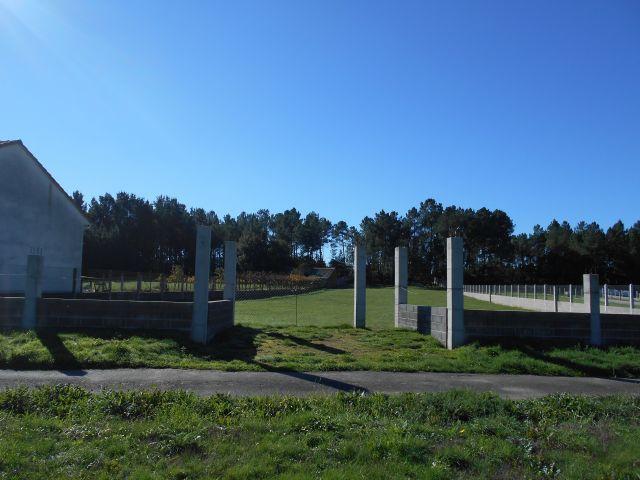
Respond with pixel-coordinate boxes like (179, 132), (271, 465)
(0, 143), (87, 293)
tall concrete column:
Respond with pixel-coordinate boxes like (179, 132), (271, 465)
(22, 255), (43, 329)
(543, 284), (547, 301)
(583, 274), (601, 346)
(630, 284), (635, 313)
(353, 244), (366, 328)
(191, 225), (211, 344)
(603, 284), (608, 312)
(223, 241), (237, 301)
(568, 284), (573, 311)
(394, 246), (408, 327)
(223, 241), (237, 325)
(553, 285), (558, 313)
(446, 237), (464, 349)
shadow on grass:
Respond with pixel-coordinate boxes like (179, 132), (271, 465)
(8, 326), (368, 392)
(34, 330), (87, 375)
(471, 338), (640, 378)
(4, 327), (639, 381)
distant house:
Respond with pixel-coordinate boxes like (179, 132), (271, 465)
(0, 140), (89, 293)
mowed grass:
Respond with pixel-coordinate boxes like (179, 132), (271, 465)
(236, 286), (520, 328)
(1, 385), (640, 479)
(2, 325), (640, 377)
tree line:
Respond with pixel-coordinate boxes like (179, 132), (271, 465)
(72, 191), (640, 284)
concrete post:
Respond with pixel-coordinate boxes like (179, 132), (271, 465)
(583, 274), (601, 346)
(603, 284), (608, 312)
(22, 255), (43, 329)
(533, 284), (537, 300)
(510, 284), (513, 297)
(543, 284), (547, 302)
(223, 241), (237, 325)
(394, 246), (408, 328)
(553, 285), (558, 312)
(446, 237), (464, 349)
(517, 285), (520, 298)
(568, 284), (573, 311)
(191, 225), (211, 344)
(630, 284), (635, 313)
(353, 244), (366, 328)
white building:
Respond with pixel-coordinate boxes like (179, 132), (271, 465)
(0, 140), (89, 293)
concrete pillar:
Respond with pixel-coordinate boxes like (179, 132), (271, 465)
(191, 225), (211, 344)
(543, 284), (547, 301)
(517, 284), (520, 298)
(510, 284), (513, 297)
(223, 241), (237, 327)
(568, 284), (573, 311)
(553, 285), (558, 312)
(630, 284), (635, 313)
(446, 237), (464, 349)
(353, 244), (366, 328)
(22, 255), (43, 329)
(136, 273), (142, 299)
(394, 246), (408, 327)
(584, 274), (601, 346)
(603, 284), (608, 312)
(223, 241), (237, 301)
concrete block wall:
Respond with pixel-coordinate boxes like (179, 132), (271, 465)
(207, 300), (234, 341)
(465, 310), (591, 343)
(396, 304), (448, 347)
(0, 297), (234, 341)
(601, 314), (640, 345)
(0, 297), (24, 327)
(35, 298), (193, 331)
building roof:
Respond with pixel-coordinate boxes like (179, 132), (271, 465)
(0, 139), (89, 225)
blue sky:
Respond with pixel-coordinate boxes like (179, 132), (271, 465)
(1, 0), (638, 233)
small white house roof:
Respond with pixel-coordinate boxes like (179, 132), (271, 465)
(0, 139), (89, 226)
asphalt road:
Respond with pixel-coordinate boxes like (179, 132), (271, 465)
(1, 369), (639, 399)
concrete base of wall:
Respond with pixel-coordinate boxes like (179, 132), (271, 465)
(464, 291), (640, 315)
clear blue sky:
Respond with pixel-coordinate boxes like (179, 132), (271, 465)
(1, 0), (638, 233)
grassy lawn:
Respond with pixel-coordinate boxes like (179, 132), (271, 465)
(236, 286), (520, 328)
(1, 386), (639, 479)
(2, 326), (640, 377)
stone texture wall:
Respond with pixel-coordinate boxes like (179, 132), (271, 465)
(207, 300), (234, 341)
(396, 304), (447, 347)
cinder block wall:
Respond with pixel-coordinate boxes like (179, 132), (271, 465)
(396, 304), (447, 346)
(36, 298), (194, 331)
(0, 297), (234, 341)
(207, 300), (234, 341)
(465, 310), (591, 343)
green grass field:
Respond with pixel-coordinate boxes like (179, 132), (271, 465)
(236, 286), (520, 328)
(1, 385), (639, 479)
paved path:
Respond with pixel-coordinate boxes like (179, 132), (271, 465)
(1, 369), (639, 399)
